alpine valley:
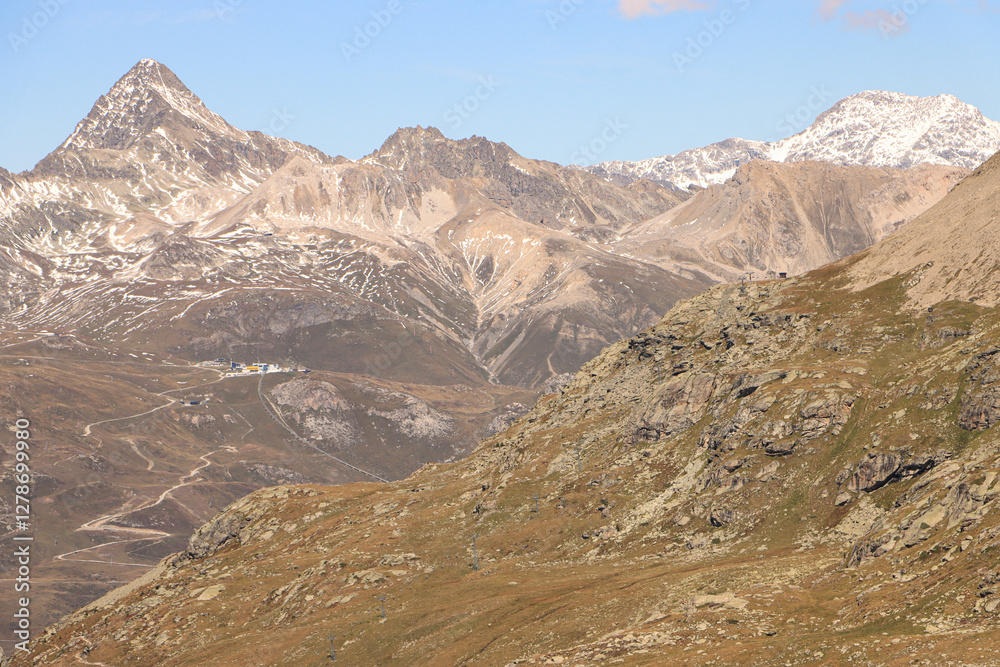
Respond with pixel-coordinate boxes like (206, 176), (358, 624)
(3, 60), (1000, 664)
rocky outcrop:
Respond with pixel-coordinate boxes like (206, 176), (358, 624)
(628, 372), (716, 443)
(959, 347), (1000, 430)
(179, 487), (321, 562)
(709, 507), (735, 526)
(271, 379), (362, 446)
(799, 392), (855, 440)
(848, 453), (904, 493)
(847, 451), (944, 493)
(367, 395), (453, 439)
(180, 495), (268, 561)
(272, 379), (352, 413)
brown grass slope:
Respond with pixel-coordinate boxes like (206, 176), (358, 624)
(0, 334), (532, 645)
(846, 150), (1000, 308)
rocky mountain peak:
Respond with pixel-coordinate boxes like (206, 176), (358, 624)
(59, 59), (244, 152)
(780, 90), (1000, 169)
(366, 125), (515, 175)
(593, 90), (1000, 189)
(383, 124), (448, 147)
(819, 90), (965, 119)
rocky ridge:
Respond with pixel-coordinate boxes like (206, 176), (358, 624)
(0, 61), (709, 390)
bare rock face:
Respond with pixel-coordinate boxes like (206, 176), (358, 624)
(272, 378), (350, 412)
(179, 487), (317, 562)
(613, 159), (967, 283)
(844, 450), (943, 496)
(709, 507), (735, 526)
(835, 491), (853, 506)
(628, 372), (717, 443)
(848, 453), (903, 493)
(367, 127), (684, 232)
(764, 440), (797, 457)
(799, 393), (855, 440)
(542, 373), (575, 395)
(181, 496), (266, 561)
(958, 347), (1000, 430)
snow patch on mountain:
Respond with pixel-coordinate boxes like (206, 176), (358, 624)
(592, 91), (1000, 189)
(61, 59), (247, 151)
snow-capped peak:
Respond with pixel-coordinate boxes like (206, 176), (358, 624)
(778, 90), (1000, 170)
(60, 59), (247, 151)
(591, 90), (1000, 189)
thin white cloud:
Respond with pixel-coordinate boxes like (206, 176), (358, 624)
(617, 0), (715, 20)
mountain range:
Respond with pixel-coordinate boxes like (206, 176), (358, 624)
(3, 59), (1000, 653)
(13, 134), (1000, 667)
(592, 90), (1000, 190)
(4, 64), (995, 389)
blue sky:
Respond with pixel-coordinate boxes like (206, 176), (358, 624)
(2, 0), (999, 172)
